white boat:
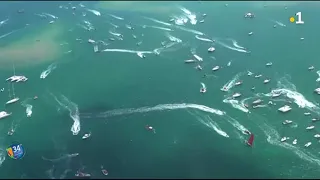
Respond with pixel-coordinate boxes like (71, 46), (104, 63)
(208, 47), (215, 52)
(82, 133), (91, 139)
(251, 87), (255, 91)
(227, 61), (231, 67)
(232, 93), (241, 98)
(0, 111), (11, 119)
(306, 126), (315, 130)
(88, 39), (95, 44)
(304, 142), (312, 147)
(6, 97), (20, 105)
(314, 134), (320, 138)
(6, 65), (20, 105)
(263, 79), (270, 84)
(184, 59), (196, 63)
(244, 12), (255, 18)
(252, 99), (263, 105)
(93, 45), (99, 53)
(282, 120), (293, 125)
(202, 13), (207, 17)
(308, 66), (314, 70)
(137, 52), (145, 58)
(195, 65), (202, 71)
(300, 37), (304, 40)
(199, 20), (205, 23)
(292, 139), (297, 145)
(266, 62), (272, 66)
(255, 74), (262, 78)
(109, 38), (115, 41)
(278, 105), (291, 113)
(247, 71), (253, 76)
(280, 137), (289, 142)
(312, 118), (319, 122)
(304, 112), (311, 116)
(49, 21), (55, 24)
(212, 66), (220, 71)
(235, 81), (242, 86)
(272, 93), (281, 98)
(248, 32), (253, 36)
(193, 54), (203, 61)
(314, 88), (320, 94)
(200, 88), (206, 93)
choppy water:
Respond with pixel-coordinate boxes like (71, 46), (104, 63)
(0, 1), (320, 178)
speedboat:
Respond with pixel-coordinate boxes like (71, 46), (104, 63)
(314, 88), (320, 95)
(308, 66), (314, 70)
(88, 39), (95, 44)
(212, 66), (220, 71)
(195, 65), (203, 70)
(252, 99), (263, 105)
(255, 74), (262, 78)
(312, 118), (319, 122)
(1, 88), (4, 92)
(184, 59), (196, 63)
(93, 45), (99, 53)
(251, 86), (255, 91)
(306, 126), (315, 130)
(304, 112), (311, 116)
(200, 88), (206, 93)
(208, 47), (215, 52)
(82, 133), (91, 139)
(193, 54), (203, 61)
(137, 52), (146, 58)
(49, 21), (54, 24)
(169, 18), (175, 22)
(278, 105), (292, 113)
(102, 169), (108, 176)
(7, 129), (14, 136)
(75, 172), (91, 177)
(280, 137), (289, 142)
(247, 71), (253, 76)
(300, 37), (305, 40)
(232, 93), (241, 98)
(304, 142), (312, 147)
(248, 32), (253, 36)
(221, 86), (228, 92)
(292, 139), (297, 145)
(199, 20), (205, 23)
(273, 25), (277, 28)
(202, 13), (207, 17)
(282, 120), (293, 125)
(266, 62), (272, 66)
(263, 79), (270, 84)
(6, 97), (19, 105)
(235, 81), (242, 86)
(244, 12), (255, 18)
(272, 93), (281, 98)
(109, 38), (115, 41)
(0, 111), (11, 119)
(314, 134), (320, 138)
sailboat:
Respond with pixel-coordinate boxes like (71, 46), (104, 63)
(246, 133), (254, 147)
(6, 64), (19, 105)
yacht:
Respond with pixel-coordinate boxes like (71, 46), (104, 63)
(278, 105), (292, 113)
(208, 47), (215, 52)
(82, 132), (91, 139)
(6, 97), (19, 105)
(304, 142), (312, 147)
(232, 93), (241, 98)
(212, 66), (220, 71)
(0, 111), (11, 119)
(308, 66), (314, 70)
(292, 139), (297, 145)
(280, 137), (289, 142)
(255, 74), (262, 78)
(248, 32), (253, 36)
(193, 54), (203, 62)
(306, 126), (315, 130)
(252, 99), (263, 105)
(263, 79), (270, 84)
(304, 112), (311, 116)
(266, 62), (273, 66)
(282, 120), (293, 125)
(235, 81), (242, 86)
(184, 59), (196, 63)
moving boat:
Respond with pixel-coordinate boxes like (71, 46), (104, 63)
(93, 45), (99, 53)
(314, 88), (320, 95)
(184, 59), (196, 63)
(193, 54), (203, 61)
(212, 66), (220, 71)
(308, 66), (314, 70)
(6, 82), (19, 105)
(200, 83), (206, 93)
(278, 105), (292, 113)
(208, 47), (215, 52)
(304, 142), (312, 147)
(312, 118), (319, 122)
(0, 111), (11, 120)
(88, 39), (95, 44)
(272, 93), (281, 98)
(195, 65), (202, 71)
(232, 93), (241, 98)
(292, 139), (297, 145)
(248, 32), (253, 36)
(199, 20), (205, 23)
(314, 134), (320, 138)
(255, 74), (262, 78)
(252, 99), (263, 105)
(266, 62), (273, 66)
(244, 12), (255, 18)
(281, 137), (289, 142)
(246, 133), (254, 147)
(282, 120), (293, 125)
(263, 79), (270, 84)
(137, 52), (146, 58)
(306, 126), (315, 130)
(235, 81), (242, 86)
(101, 166), (108, 176)
(247, 71), (253, 76)
(304, 112), (311, 116)
(82, 132), (91, 139)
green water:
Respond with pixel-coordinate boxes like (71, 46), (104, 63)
(0, 1), (320, 179)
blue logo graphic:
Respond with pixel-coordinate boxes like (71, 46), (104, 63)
(6, 143), (25, 160)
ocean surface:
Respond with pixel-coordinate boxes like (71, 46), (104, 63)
(0, 1), (320, 179)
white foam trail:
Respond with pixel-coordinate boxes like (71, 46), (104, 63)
(172, 15), (188, 25)
(316, 70), (320, 82)
(166, 33), (182, 43)
(83, 103), (225, 118)
(145, 25), (173, 31)
(0, 18), (9, 26)
(102, 48), (154, 54)
(144, 17), (172, 26)
(21, 101), (33, 117)
(195, 35), (214, 42)
(223, 98), (250, 113)
(109, 31), (122, 37)
(197, 115), (229, 138)
(42, 153), (79, 163)
(52, 94), (80, 135)
(109, 22), (119, 28)
(179, 7), (197, 25)
(271, 20), (286, 27)
(0, 149), (5, 167)
(216, 40), (250, 53)
(174, 25), (204, 36)
(86, 8), (101, 16)
(109, 14), (124, 20)
(221, 72), (244, 91)
(230, 39), (246, 49)
(0, 29), (19, 39)
(201, 82), (206, 89)
(223, 115), (249, 135)
(42, 13), (58, 19)
(40, 63), (57, 79)
(227, 61), (232, 66)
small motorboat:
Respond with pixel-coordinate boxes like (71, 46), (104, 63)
(280, 137), (289, 142)
(304, 112), (311, 116)
(266, 62), (273, 66)
(247, 71), (253, 76)
(221, 86), (228, 92)
(7, 129), (14, 136)
(244, 12), (255, 18)
(184, 59), (196, 63)
(263, 79), (270, 84)
(212, 66), (220, 71)
(314, 134), (320, 138)
(304, 142), (312, 147)
(232, 93), (241, 98)
(272, 93), (281, 98)
(273, 25), (277, 28)
(137, 52), (146, 58)
(102, 169), (108, 176)
(248, 32), (253, 36)
(306, 126), (315, 130)
(75, 171), (91, 177)
(82, 133), (91, 139)
(33, 96), (38, 100)
(200, 88), (206, 93)
(208, 47), (215, 52)
(255, 74), (262, 78)
(252, 99), (263, 105)
(244, 104), (249, 108)
(300, 37), (305, 40)
(195, 65), (203, 70)
(282, 120), (293, 125)
(169, 18), (175, 22)
(251, 87), (255, 91)
(292, 139), (297, 145)
(235, 81), (242, 86)
(314, 88), (320, 95)
(199, 20), (205, 23)
(308, 66), (314, 70)
(312, 118), (319, 122)
(244, 130), (251, 135)
(1, 88), (4, 92)
(278, 105), (292, 113)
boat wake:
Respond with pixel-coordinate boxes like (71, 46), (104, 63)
(195, 35), (214, 43)
(223, 98), (250, 113)
(143, 17), (172, 26)
(270, 19), (286, 27)
(174, 25), (204, 36)
(192, 113), (229, 138)
(316, 70), (320, 82)
(145, 25), (174, 32)
(52, 94), (80, 135)
(102, 48), (154, 55)
(40, 63), (57, 79)
(0, 18), (9, 27)
(221, 72), (244, 91)
(215, 40), (250, 53)
(86, 8), (101, 16)
(0, 29), (19, 40)
(109, 14), (124, 20)
(230, 39), (246, 49)
(166, 33), (182, 43)
(42, 153), (79, 163)
(179, 6), (197, 25)
(21, 100), (33, 118)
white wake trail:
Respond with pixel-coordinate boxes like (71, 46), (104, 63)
(109, 14), (124, 20)
(221, 72), (244, 91)
(145, 25), (174, 31)
(230, 39), (246, 49)
(102, 48), (154, 54)
(216, 40), (250, 53)
(40, 63), (57, 79)
(195, 35), (214, 42)
(86, 8), (101, 16)
(144, 17), (172, 26)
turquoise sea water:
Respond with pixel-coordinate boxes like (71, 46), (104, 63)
(0, 1), (320, 178)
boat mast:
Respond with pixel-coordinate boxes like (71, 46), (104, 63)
(13, 64), (16, 76)
(12, 83), (15, 98)
(7, 83), (11, 99)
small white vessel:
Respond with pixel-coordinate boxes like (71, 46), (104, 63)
(199, 20), (205, 23)
(312, 118), (319, 122)
(292, 139), (297, 145)
(202, 13), (207, 17)
(247, 71), (253, 76)
(314, 134), (320, 138)
(200, 83), (206, 93)
(314, 88), (320, 95)
(304, 112), (311, 116)
(300, 37), (304, 40)
(252, 99), (263, 105)
(93, 45), (99, 53)
(137, 52), (146, 58)
(82, 133), (91, 139)
(6, 97), (19, 105)
(263, 79), (270, 84)
(193, 54), (203, 62)
(208, 47), (215, 52)
(280, 137), (289, 142)
(308, 66), (314, 70)
(0, 111), (11, 119)
(304, 142), (312, 147)
(306, 126), (315, 130)
(266, 62), (272, 66)
(235, 81), (242, 86)
(248, 32), (253, 36)
(255, 74), (262, 78)
(195, 65), (202, 71)
(49, 21), (55, 24)
(232, 93), (241, 98)
(212, 66), (220, 71)
(88, 39), (95, 44)
(244, 12), (255, 18)
(278, 105), (292, 113)
(184, 59), (196, 63)
(282, 120), (293, 125)
(227, 61), (231, 67)
(272, 93), (281, 98)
